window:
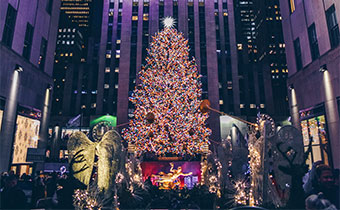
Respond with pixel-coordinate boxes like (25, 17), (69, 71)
(326, 5), (340, 48)
(23, 23), (34, 60)
(300, 106), (332, 169)
(294, 38), (302, 70)
(2, 4), (17, 48)
(46, 0), (53, 14)
(288, 0), (295, 14)
(38, 38), (48, 71)
(308, 23), (319, 61)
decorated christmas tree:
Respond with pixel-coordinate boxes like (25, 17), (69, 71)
(122, 17), (211, 157)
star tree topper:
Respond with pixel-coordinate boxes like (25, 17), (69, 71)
(162, 16), (176, 28)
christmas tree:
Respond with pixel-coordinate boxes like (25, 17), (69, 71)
(122, 17), (211, 157)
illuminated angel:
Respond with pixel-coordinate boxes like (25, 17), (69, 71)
(67, 130), (122, 191)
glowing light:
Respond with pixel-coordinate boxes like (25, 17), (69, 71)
(122, 26), (211, 156)
(162, 16), (176, 28)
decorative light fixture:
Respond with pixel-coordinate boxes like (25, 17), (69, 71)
(15, 64), (23, 72)
(289, 84), (294, 90)
(319, 64), (327, 73)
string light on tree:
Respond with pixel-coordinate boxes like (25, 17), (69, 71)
(122, 18), (211, 157)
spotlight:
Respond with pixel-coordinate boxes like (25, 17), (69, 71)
(15, 64), (23, 72)
(319, 64), (327, 73)
(289, 84), (294, 90)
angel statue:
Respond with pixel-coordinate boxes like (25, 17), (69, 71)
(67, 129), (122, 192)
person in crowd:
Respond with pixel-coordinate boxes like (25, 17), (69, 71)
(305, 193), (337, 210)
(303, 160), (323, 194)
(0, 175), (27, 209)
(31, 171), (46, 207)
(46, 172), (57, 198)
(333, 168), (339, 187)
(306, 164), (339, 209)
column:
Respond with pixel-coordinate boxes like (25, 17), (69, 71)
(38, 86), (53, 149)
(322, 70), (340, 168)
(0, 66), (22, 172)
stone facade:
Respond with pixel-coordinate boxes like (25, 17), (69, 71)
(280, 0), (340, 168)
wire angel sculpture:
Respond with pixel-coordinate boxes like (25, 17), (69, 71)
(67, 130), (122, 191)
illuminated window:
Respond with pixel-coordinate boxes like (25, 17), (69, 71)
(116, 39), (121, 44)
(219, 100), (223, 105)
(115, 68), (119, 73)
(289, 0), (295, 13)
(105, 67), (110, 73)
(132, 16), (138, 21)
(260, 104), (265, 108)
(237, 44), (242, 50)
(143, 14), (149, 21)
(250, 104), (256, 109)
(240, 104), (245, 108)
(104, 84), (109, 89)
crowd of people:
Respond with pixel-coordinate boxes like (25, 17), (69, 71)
(303, 163), (339, 210)
(0, 171), (74, 209)
(0, 162), (339, 209)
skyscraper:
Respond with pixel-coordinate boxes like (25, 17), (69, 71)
(254, 0), (289, 119)
(232, 0), (289, 121)
(0, 0), (60, 173)
(51, 0), (103, 126)
(280, 0), (340, 168)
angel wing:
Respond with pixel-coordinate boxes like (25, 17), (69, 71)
(68, 131), (96, 186)
(96, 130), (122, 191)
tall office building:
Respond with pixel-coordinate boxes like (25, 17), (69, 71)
(51, 0), (103, 126)
(280, 0), (340, 168)
(0, 0), (60, 173)
(254, 0), (289, 119)
(232, 0), (289, 121)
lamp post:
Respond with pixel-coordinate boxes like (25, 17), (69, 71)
(0, 65), (23, 172)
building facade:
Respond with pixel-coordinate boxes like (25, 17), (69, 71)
(51, 0), (103, 127)
(254, 0), (289, 119)
(280, 0), (340, 168)
(96, 0), (245, 141)
(0, 0), (60, 173)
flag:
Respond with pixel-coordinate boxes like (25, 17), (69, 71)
(66, 114), (81, 128)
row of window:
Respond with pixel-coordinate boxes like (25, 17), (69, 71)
(293, 5), (339, 71)
(2, 4), (48, 71)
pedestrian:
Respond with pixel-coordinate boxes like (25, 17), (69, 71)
(306, 164), (339, 208)
(305, 192), (337, 210)
(0, 175), (27, 209)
